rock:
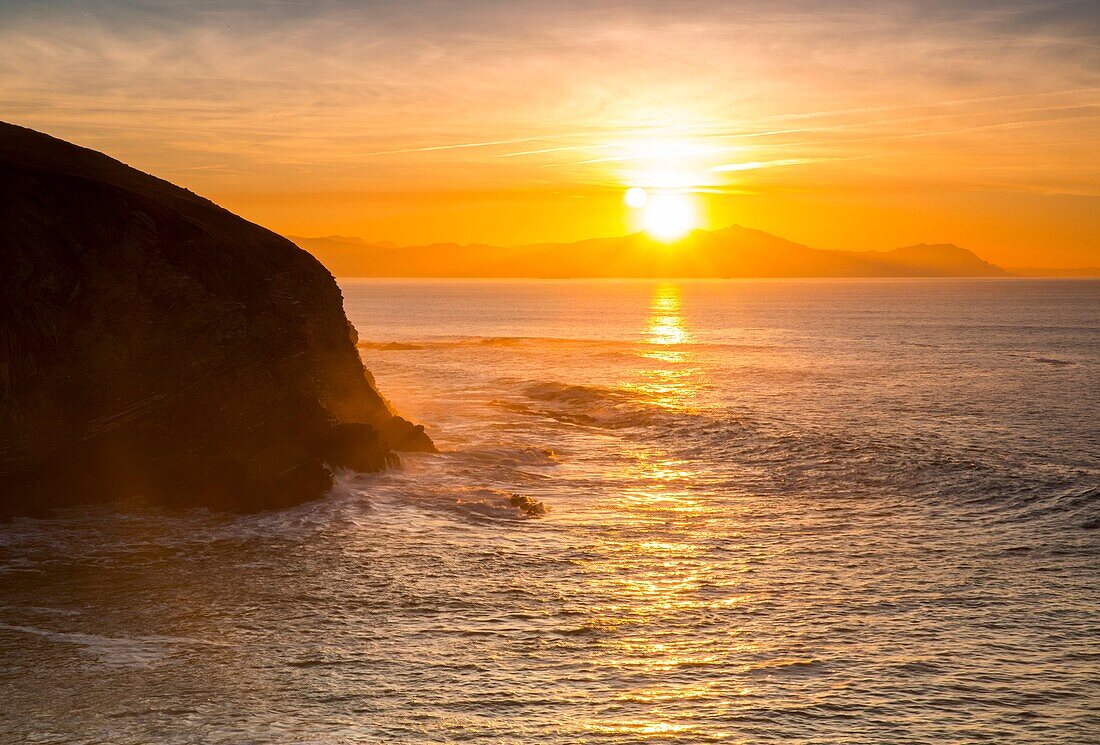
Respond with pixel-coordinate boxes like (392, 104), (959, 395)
(0, 122), (435, 516)
(508, 493), (548, 517)
(318, 423), (399, 473)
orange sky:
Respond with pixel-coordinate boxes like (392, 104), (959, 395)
(2, 1), (1098, 267)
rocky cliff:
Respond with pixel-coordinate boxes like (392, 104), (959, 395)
(0, 122), (433, 516)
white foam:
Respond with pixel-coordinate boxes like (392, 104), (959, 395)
(0, 622), (228, 668)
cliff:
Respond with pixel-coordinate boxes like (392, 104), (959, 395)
(0, 122), (433, 516)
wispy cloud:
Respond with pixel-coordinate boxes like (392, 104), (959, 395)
(0, 0), (1096, 260)
(710, 158), (824, 172)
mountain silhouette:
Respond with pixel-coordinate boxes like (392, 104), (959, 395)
(290, 225), (1009, 278)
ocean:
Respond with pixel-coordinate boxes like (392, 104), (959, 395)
(2, 279), (1098, 743)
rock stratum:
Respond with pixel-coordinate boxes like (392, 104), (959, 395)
(0, 123), (433, 517)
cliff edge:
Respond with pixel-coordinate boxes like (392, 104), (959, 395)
(0, 122), (433, 516)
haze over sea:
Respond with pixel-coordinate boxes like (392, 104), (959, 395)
(2, 278), (1098, 743)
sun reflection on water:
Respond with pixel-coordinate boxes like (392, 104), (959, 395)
(571, 281), (760, 736)
(645, 283), (689, 353)
(624, 283), (704, 415)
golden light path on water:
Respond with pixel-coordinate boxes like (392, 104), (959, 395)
(581, 283), (750, 738)
(636, 284), (700, 411)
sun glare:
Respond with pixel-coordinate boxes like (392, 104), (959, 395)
(637, 192), (696, 242)
(624, 186), (649, 208)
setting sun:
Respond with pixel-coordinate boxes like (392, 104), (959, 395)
(635, 192), (698, 242)
(624, 186), (649, 209)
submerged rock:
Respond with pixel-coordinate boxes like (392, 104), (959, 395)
(508, 493), (548, 517)
(0, 122), (434, 516)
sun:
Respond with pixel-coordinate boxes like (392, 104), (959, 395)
(625, 188), (697, 242)
(624, 186), (649, 208)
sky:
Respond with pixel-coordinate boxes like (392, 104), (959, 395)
(2, 0), (1098, 267)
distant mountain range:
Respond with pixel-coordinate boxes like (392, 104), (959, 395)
(288, 226), (1028, 278)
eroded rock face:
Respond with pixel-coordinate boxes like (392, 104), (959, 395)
(0, 122), (433, 516)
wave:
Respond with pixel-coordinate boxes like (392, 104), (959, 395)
(463, 445), (562, 467)
(498, 378), (1098, 524)
(375, 484), (548, 521)
(326, 467), (551, 522)
(1003, 351), (1076, 367)
(508, 381), (666, 429)
(358, 335), (777, 354)
(357, 341), (425, 350)
(358, 336), (617, 351)
(0, 622), (228, 668)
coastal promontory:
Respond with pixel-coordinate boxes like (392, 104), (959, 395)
(0, 122), (433, 516)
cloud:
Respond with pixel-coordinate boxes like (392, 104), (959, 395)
(0, 1), (1096, 201)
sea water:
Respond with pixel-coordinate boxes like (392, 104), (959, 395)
(1, 279), (1097, 742)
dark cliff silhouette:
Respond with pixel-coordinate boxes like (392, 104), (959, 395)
(0, 123), (433, 516)
(292, 226), (1009, 278)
